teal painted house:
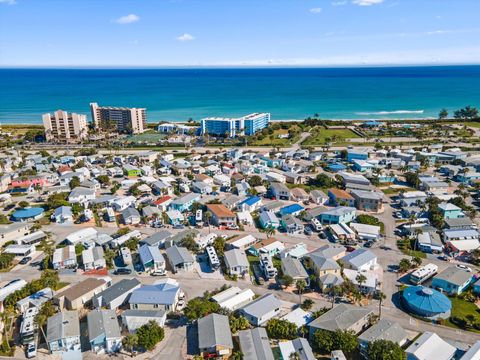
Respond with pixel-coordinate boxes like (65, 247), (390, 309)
(431, 267), (473, 295)
(319, 206), (356, 225)
(170, 193), (201, 212)
(259, 156), (282, 168)
(438, 202), (464, 219)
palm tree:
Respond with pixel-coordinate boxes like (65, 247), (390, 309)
(356, 274), (367, 293)
(329, 285), (342, 308)
(296, 279), (307, 304)
(122, 334), (138, 357)
(265, 226), (276, 239)
(377, 291), (387, 318)
(205, 212), (212, 234)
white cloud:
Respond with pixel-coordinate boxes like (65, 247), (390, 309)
(113, 14), (140, 24)
(177, 33), (195, 42)
(352, 0), (384, 6)
(309, 7), (322, 14)
(0, 0), (17, 4)
(332, 1), (347, 5)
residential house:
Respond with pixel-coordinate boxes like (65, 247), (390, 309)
(165, 245), (195, 272)
(278, 204), (304, 217)
(68, 187), (96, 204)
(319, 207), (357, 225)
(438, 202), (465, 219)
(226, 234), (258, 250)
(281, 214), (304, 235)
(308, 304), (374, 338)
(129, 278), (182, 311)
(417, 231), (444, 253)
(54, 277), (109, 310)
(124, 164), (141, 177)
(121, 310), (167, 333)
(211, 287), (255, 311)
(112, 196), (136, 212)
(87, 309), (122, 354)
(224, 248), (249, 277)
(350, 189), (384, 212)
(240, 294), (282, 326)
(259, 211), (280, 229)
(238, 196), (262, 212)
(269, 182), (290, 200)
(46, 311), (81, 354)
(52, 206), (73, 224)
(310, 190), (328, 205)
(198, 314), (233, 360)
(432, 267), (473, 295)
(82, 246), (106, 271)
(52, 245), (77, 270)
(405, 332), (456, 360)
(238, 327), (274, 360)
(166, 209), (184, 226)
(249, 238), (285, 257)
(309, 252), (343, 292)
(340, 248), (377, 271)
(192, 181), (213, 195)
(358, 319), (408, 358)
(279, 338), (316, 360)
(16, 287), (53, 313)
(170, 193), (201, 212)
(206, 204), (236, 227)
(328, 189), (355, 207)
(290, 188), (309, 202)
(93, 278), (141, 310)
(139, 244), (166, 273)
(343, 268), (380, 294)
(350, 222), (381, 242)
(281, 256), (309, 285)
(121, 207), (141, 225)
(313, 244), (346, 261)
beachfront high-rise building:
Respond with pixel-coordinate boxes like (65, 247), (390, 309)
(42, 110), (88, 143)
(201, 113), (270, 137)
(90, 102), (147, 134)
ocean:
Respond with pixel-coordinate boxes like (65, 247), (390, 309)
(1, 66), (480, 124)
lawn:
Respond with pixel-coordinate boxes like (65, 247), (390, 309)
(464, 122), (480, 128)
(302, 128), (360, 146)
(249, 128), (301, 147)
(445, 296), (480, 333)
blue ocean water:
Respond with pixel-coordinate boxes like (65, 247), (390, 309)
(1, 66), (480, 124)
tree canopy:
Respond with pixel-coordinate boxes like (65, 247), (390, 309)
(367, 340), (406, 360)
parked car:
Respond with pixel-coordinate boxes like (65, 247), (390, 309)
(150, 270), (166, 276)
(456, 264), (472, 272)
(19, 257), (32, 265)
(345, 246), (356, 252)
(173, 224), (185, 229)
(364, 241), (373, 248)
(26, 342), (36, 358)
(114, 268), (132, 275)
(304, 226), (313, 236)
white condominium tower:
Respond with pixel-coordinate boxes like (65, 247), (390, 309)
(42, 110), (88, 143)
(90, 102), (146, 134)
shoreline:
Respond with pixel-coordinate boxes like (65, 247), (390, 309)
(0, 117), (446, 127)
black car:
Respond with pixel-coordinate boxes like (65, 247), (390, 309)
(114, 268), (132, 275)
(19, 257), (32, 265)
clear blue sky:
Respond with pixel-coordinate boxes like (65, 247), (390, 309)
(1, 0), (479, 67)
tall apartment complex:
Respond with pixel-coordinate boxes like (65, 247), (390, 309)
(90, 102), (146, 134)
(201, 113), (270, 137)
(42, 110), (88, 143)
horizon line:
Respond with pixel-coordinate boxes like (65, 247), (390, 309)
(1, 62), (480, 70)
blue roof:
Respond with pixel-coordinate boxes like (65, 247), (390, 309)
(278, 204), (304, 216)
(328, 163), (347, 171)
(12, 207), (44, 220)
(241, 196), (261, 206)
(402, 286), (451, 317)
(138, 244), (164, 266)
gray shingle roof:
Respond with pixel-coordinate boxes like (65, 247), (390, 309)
(224, 248), (249, 269)
(238, 327), (274, 360)
(309, 304), (373, 332)
(434, 267), (472, 286)
(241, 294), (281, 319)
(166, 245), (194, 266)
(93, 278), (141, 306)
(46, 311), (80, 343)
(87, 309), (121, 341)
(281, 256), (308, 279)
(358, 319), (407, 344)
(198, 313), (233, 350)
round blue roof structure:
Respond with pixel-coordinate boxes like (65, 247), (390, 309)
(402, 285), (451, 319)
(12, 207), (44, 221)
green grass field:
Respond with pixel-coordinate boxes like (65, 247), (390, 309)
(249, 128), (301, 146)
(302, 128), (360, 145)
(445, 297), (480, 333)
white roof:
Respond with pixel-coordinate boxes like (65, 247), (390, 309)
(212, 287), (256, 311)
(461, 340), (480, 360)
(66, 227), (97, 244)
(447, 239), (480, 251)
(229, 235), (257, 248)
(350, 222), (380, 236)
(406, 332), (456, 360)
(280, 308), (312, 328)
(343, 269), (379, 289)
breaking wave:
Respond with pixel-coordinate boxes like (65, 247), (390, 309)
(355, 110), (425, 115)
